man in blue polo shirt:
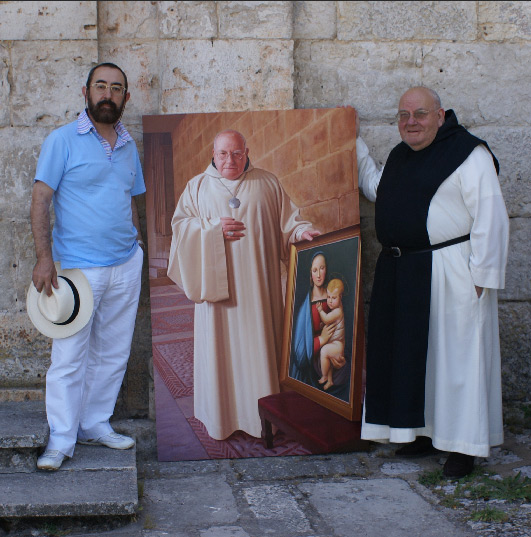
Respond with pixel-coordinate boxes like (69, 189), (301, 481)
(31, 63), (145, 470)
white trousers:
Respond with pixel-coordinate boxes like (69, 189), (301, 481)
(46, 247), (143, 456)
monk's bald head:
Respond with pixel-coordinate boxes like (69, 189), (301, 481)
(212, 129), (249, 180)
(397, 86), (445, 151)
(214, 130), (247, 152)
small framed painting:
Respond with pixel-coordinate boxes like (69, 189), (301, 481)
(280, 225), (364, 421)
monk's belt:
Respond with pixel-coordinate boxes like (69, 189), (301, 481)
(381, 234), (470, 258)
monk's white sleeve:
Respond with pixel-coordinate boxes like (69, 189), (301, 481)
(167, 184), (229, 303)
(356, 137), (383, 203)
(277, 180), (312, 258)
(460, 145), (509, 290)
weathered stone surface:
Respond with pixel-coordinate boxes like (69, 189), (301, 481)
(357, 125), (401, 175)
(502, 218), (531, 301)
(294, 41), (422, 118)
(380, 462), (422, 475)
(10, 40), (97, 127)
(160, 39), (294, 114)
(293, 0), (337, 39)
(0, 1), (97, 41)
(0, 312), (50, 387)
(0, 468), (137, 517)
(422, 43), (531, 127)
(499, 301), (531, 401)
(0, 388), (44, 402)
(0, 220), (36, 311)
(159, 1), (217, 39)
(479, 1), (531, 41)
(0, 448), (37, 474)
(0, 44), (10, 127)
(219, 1), (293, 39)
(244, 484), (312, 534)
(0, 127), (48, 219)
(338, 1), (477, 42)
(98, 41), (161, 121)
(232, 454), (361, 481)
(470, 127), (531, 218)
(299, 478), (471, 536)
(141, 474), (238, 530)
(99, 0), (159, 39)
(0, 401), (47, 448)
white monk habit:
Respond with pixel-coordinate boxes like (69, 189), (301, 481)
(167, 162), (312, 440)
(357, 140), (510, 457)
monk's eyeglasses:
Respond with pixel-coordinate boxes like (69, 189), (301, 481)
(395, 109), (437, 123)
(214, 150), (246, 161)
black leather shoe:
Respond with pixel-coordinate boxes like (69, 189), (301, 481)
(395, 436), (436, 458)
(443, 452), (475, 479)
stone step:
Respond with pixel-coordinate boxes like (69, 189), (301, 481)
(0, 444), (138, 517)
(0, 400), (48, 450)
(0, 400), (48, 473)
(0, 400), (139, 518)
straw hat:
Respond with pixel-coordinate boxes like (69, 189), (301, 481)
(27, 263), (94, 339)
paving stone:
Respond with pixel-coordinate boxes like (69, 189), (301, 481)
(140, 474), (239, 531)
(298, 478), (472, 537)
(243, 484), (312, 534)
(232, 454), (360, 481)
(513, 466), (531, 478)
(380, 461), (422, 475)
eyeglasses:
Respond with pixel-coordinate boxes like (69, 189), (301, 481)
(90, 82), (127, 96)
(395, 109), (437, 123)
(214, 150), (246, 161)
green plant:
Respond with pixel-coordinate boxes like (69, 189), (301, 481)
(418, 469), (444, 486)
(42, 523), (71, 537)
(440, 495), (462, 509)
(470, 507), (508, 523)
(473, 472), (531, 502)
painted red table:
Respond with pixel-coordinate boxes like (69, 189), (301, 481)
(258, 391), (370, 454)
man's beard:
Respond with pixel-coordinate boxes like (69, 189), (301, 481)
(87, 96), (124, 124)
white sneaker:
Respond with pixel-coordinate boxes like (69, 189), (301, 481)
(78, 431), (135, 450)
(37, 449), (66, 471)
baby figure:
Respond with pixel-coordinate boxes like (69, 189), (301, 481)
(316, 278), (345, 391)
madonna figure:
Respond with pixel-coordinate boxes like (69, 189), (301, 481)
(289, 251), (350, 401)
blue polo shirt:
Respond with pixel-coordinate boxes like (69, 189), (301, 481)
(34, 111), (146, 269)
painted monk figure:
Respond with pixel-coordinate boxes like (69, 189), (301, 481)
(167, 129), (320, 440)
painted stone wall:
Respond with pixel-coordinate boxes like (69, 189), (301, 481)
(0, 1), (529, 418)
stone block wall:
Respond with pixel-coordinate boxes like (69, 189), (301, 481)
(0, 1), (529, 417)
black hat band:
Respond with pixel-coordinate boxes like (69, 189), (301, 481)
(54, 276), (81, 326)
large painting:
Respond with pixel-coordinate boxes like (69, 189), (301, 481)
(142, 108), (361, 461)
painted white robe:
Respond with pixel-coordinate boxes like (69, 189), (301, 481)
(167, 163), (312, 440)
(357, 139), (509, 457)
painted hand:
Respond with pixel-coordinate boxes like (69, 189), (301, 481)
(221, 217), (246, 241)
(300, 229), (321, 242)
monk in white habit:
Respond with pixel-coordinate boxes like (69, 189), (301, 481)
(354, 87), (509, 478)
(167, 129), (320, 440)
